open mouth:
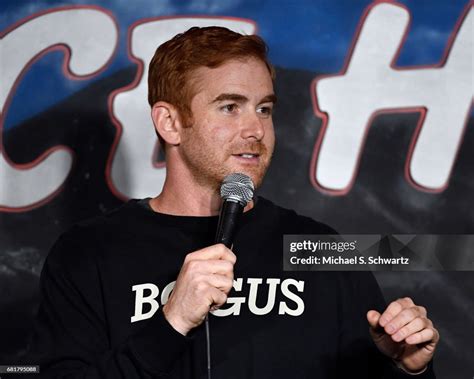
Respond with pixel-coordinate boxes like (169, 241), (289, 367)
(231, 153), (261, 164)
(235, 153), (259, 159)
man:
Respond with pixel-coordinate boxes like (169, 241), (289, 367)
(29, 27), (439, 378)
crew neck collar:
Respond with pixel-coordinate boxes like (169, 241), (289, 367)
(131, 196), (263, 231)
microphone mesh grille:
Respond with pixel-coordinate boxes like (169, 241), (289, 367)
(220, 173), (255, 206)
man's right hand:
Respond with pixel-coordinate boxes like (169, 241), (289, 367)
(162, 244), (236, 336)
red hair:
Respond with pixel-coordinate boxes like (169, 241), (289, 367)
(148, 26), (275, 145)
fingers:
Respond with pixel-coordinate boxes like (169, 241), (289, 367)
(185, 259), (235, 279)
(189, 274), (234, 317)
(405, 327), (440, 345)
(377, 297), (438, 345)
(208, 287), (228, 309)
(378, 297), (415, 328)
(380, 300), (424, 333)
(202, 273), (234, 294)
(367, 310), (381, 329)
(391, 317), (429, 342)
(185, 244), (237, 264)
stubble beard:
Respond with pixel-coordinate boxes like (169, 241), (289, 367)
(181, 139), (273, 192)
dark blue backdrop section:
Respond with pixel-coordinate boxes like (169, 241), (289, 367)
(1, 0), (468, 129)
(0, 1), (473, 379)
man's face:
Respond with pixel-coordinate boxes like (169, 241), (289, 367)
(179, 57), (276, 190)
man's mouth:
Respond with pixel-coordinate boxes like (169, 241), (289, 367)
(235, 153), (259, 159)
(231, 152), (262, 164)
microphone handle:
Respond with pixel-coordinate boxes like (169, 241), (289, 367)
(214, 200), (243, 248)
(207, 199), (244, 379)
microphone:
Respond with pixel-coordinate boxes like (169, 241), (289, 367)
(206, 173), (254, 379)
(215, 173), (254, 248)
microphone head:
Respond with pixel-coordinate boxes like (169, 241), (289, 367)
(220, 173), (254, 206)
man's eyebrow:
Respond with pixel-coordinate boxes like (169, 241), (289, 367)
(260, 94), (277, 104)
(210, 93), (248, 104)
(210, 93), (277, 105)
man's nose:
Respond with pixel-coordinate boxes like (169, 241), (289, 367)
(241, 111), (265, 141)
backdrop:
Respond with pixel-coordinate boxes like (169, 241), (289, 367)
(1, 1), (472, 378)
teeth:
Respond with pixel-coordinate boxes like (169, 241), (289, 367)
(240, 154), (255, 158)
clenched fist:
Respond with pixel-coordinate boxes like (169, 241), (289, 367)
(163, 244), (236, 335)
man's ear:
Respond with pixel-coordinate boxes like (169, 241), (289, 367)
(151, 102), (182, 146)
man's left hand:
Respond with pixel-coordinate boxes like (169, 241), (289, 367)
(367, 297), (440, 373)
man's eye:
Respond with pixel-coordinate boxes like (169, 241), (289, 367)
(257, 106), (273, 116)
(221, 104), (238, 113)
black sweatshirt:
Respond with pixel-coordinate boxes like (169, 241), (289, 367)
(28, 197), (435, 378)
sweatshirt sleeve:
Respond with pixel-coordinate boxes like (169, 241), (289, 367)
(28, 226), (188, 378)
(335, 271), (436, 379)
